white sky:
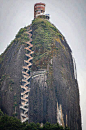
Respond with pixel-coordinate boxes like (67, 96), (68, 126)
(0, 0), (86, 129)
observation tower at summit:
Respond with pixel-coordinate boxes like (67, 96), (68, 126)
(34, 2), (50, 20)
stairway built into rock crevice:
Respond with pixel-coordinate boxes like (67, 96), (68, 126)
(20, 26), (34, 123)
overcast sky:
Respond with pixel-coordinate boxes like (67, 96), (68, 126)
(0, 0), (86, 129)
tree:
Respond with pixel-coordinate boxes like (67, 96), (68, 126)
(65, 126), (70, 130)
(0, 111), (70, 130)
(0, 114), (25, 130)
(0, 109), (4, 116)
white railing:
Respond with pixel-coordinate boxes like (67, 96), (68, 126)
(36, 13), (45, 17)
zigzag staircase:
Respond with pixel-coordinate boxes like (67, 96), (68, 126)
(20, 25), (34, 123)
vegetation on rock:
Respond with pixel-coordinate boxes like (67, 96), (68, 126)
(32, 18), (64, 70)
(0, 109), (70, 130)
(0, 17), (82, 130)
(0, 26), (29, 64)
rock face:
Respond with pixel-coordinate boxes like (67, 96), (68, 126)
(0, 18), (82, 130)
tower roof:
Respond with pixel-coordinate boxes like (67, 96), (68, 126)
(34, 2), (45, 7)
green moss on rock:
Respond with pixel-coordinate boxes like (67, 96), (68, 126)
(32, 18), (63, 70)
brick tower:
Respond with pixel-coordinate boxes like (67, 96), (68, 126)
(34, 3), (45, 18)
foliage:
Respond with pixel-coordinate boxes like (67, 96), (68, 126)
(0, 109), (70, 130)
(0, 56), (3, 64)
(65, 127), (70, 130)
(32, 18), (63, 70)
(0, 26), (29, 62)
(0, 75), (6, 86)
(0, 109), (4, 116)
(0, 114), (25, 130)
